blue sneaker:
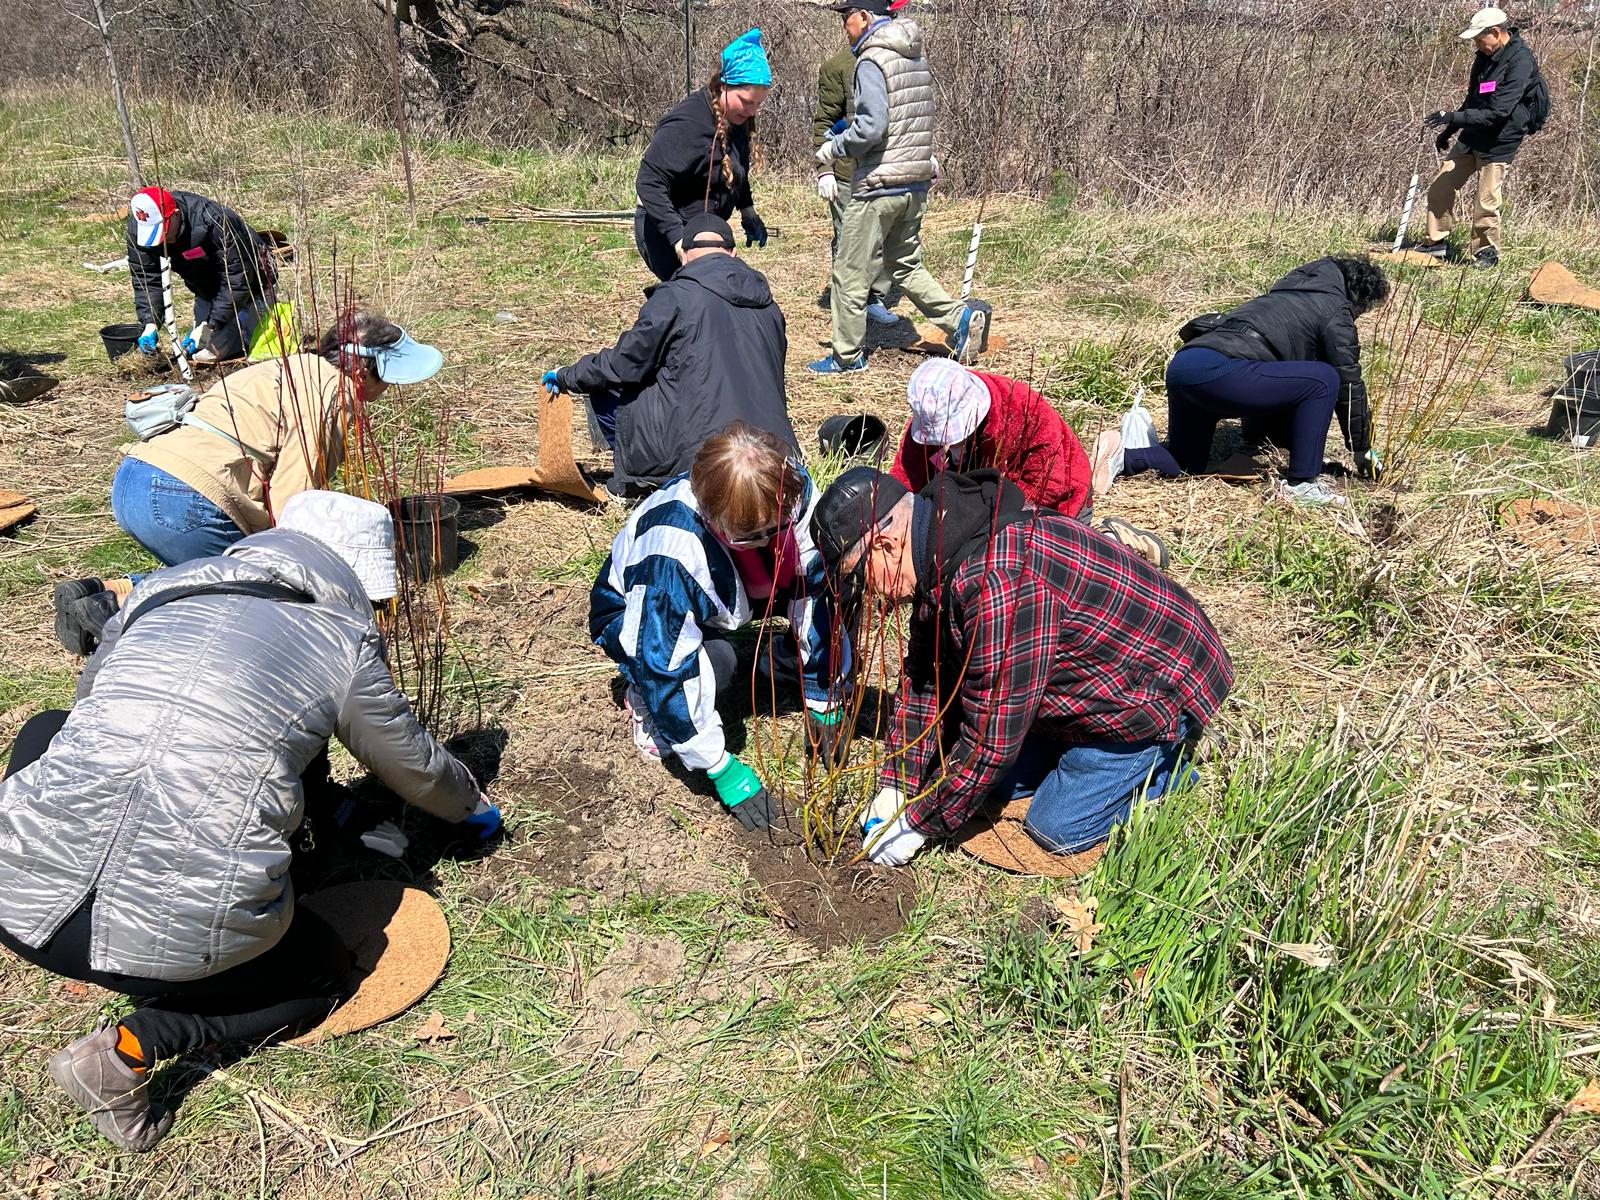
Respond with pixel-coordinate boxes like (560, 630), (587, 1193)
(946, 304), (980, 364)
(806, 352), (867, 374)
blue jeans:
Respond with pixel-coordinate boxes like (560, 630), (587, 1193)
(1002, 717), (1199, 854)
(111, 457), (243, 568)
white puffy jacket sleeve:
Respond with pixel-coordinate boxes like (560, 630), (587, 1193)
(335, 632), (478, 821)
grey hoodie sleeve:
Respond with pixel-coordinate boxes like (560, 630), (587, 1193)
(335, 634), (478, 822)
(833, 59), (890, 161)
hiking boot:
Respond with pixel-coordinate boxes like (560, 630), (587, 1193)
(624, 688), (670, 761)
(1100, 517), (1169, 569)
(806, 352), (867, 375)
(54, 588), (118, 656)
(1091, 430), (1125, 497)
(865, 301), (899, 326)
(946, 303), (985, 364)
(1278, 478), (1347, 507)
(1405, 239), (1449, 261)
(1473, 246), (1500, 270)
(48, 1024), (173, 1153)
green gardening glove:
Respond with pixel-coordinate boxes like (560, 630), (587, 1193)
(707, 754), (776, 832)
(805, 705), (850, 770)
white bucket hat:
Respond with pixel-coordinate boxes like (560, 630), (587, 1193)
(906, 358), (992, 446)
(277, 490), (398, 601)
(1460, 6), (1507, 38)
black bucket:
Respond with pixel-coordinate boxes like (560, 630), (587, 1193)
(395, 494), (461, 580)
(100, 322), (145, 362)
(817, 413), (888, 460)
(1550, 349), (1600, 447)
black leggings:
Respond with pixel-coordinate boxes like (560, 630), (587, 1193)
(1, 710), (352, 1062)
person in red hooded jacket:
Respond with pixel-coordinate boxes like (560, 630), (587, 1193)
(886, 359), (1167, 565)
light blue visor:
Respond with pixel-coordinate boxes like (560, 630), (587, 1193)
(342, 329), (444, 385)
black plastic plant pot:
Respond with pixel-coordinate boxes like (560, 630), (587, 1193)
(395, 493), (462, 581)
(100, 322), (145, 361)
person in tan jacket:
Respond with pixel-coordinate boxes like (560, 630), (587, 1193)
(53, 309), (444, 653)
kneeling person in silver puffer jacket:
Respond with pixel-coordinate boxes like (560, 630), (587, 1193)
(0, 490), (501, 1152)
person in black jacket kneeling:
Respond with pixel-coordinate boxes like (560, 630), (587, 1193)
(1122, 256), (1390, 507)
(543, 214), (797, 496)
(126, 186), (276, 364)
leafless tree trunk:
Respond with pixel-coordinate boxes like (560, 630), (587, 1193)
(88, 0), (141, 188)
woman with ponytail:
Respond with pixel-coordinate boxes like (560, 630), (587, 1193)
(634, 29), (773, 281)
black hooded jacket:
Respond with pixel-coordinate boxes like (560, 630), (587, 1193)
(1185, 258), (1372, 456)
(558, 252), (794, 488)
(1449, 29), (1541, 163)
(125, 190), (274, 330)
(635, 88), (754, 249)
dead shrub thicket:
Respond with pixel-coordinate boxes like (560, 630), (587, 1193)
(13, 0), (1599, 215)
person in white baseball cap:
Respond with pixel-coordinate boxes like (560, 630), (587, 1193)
(1410, 8), (1548, 268)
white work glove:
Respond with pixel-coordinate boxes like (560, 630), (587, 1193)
(360, 820), (409, 859)
(863, 787), (926, 866)
(931, 155), (942, 184)
(817, 173), (839, 202)
(815, 140), (840, 167)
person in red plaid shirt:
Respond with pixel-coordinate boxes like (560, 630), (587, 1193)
(811, 465), (1233, 866)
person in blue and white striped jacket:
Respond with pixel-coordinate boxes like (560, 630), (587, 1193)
(590, 423), (850, 831)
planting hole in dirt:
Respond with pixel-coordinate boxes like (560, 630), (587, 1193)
(739, 825), (916, 950)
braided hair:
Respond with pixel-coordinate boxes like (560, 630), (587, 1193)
(704, 68), (759, 207)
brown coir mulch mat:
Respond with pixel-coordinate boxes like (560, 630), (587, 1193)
(1528, 262), (1600, 311)
(1369, 248), (1446, 269)
(1503, 497), (1600, 556)
(290, 881), (451, 1045)
(956, 796), (1107, 878)
(443, 391), (607, 503)
(0, 489), (37, 534)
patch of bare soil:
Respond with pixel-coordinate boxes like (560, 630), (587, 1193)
(1503, 497), (1600, 556)
(738, 823), (916, 950)
(555, 931), (687, 1071)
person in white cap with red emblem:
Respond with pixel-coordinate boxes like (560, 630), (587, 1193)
(125, 185), (277, 363)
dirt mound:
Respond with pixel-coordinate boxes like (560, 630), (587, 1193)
(1504, 497), (1600, 555)
(740, 827), (915, 950)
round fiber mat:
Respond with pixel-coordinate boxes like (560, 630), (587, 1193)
(956, 797), (1107, 878)
(290, 881), (450, 1045)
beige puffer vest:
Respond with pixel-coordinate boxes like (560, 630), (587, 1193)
(854, 19), (935, 193)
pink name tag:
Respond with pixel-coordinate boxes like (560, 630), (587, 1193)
(181, 246), (207, 260)
(1479, 80), (1497, 93)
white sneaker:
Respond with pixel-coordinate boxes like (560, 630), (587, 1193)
(1278, 478), (1347, 507)
(865, 301), (899, 326)
(624, 687), (671, 761)
(1120, 387), (1155, 451)
(1091, 430), (1125, 497)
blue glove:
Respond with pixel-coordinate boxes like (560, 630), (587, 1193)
(828, 118), (847, 136)
(136, 324), (159, 353)
(462, 795), (502, 841)
(542, 369), (563, 395)
(179, 335), (198, 354)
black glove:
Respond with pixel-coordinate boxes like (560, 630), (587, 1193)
(740, 207), (768, 249)
(729, 786), (776, 831)
(1434, 129), (1453, 153)
(1423, 110), (1452, 130)
(805, 708), (850, 771)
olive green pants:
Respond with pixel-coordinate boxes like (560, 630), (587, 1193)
(828, 192), (893, 302)
(829, 191), (960, 363)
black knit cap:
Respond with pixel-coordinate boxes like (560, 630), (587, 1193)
(682, 213), (736, 251)
(829, 0), (892, 13)
(810, 466), (909, 574)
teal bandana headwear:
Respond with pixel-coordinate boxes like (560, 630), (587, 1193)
(720, 28), (772, 88)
